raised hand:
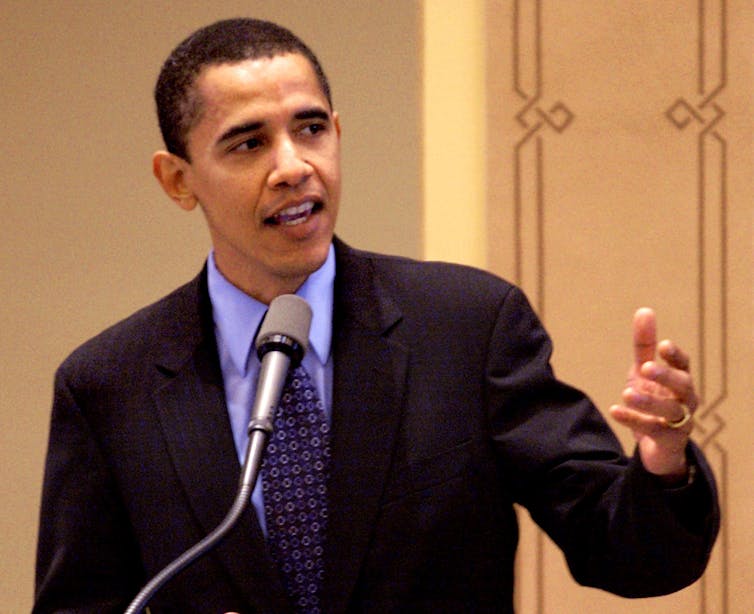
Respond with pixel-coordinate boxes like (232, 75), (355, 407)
(609, 308), (698, 481)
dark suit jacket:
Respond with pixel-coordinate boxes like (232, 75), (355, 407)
(34, 239), (719, 613)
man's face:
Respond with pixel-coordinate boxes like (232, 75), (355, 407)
(177, 53), (341, 303)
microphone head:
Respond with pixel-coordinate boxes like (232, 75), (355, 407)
(255, 294), (313, 365)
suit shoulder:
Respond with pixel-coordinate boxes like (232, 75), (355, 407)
(344, 244), (517, 301)
(57, 274), (203, 384)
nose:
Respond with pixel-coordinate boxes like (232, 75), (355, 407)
(268, 136), (313, 189)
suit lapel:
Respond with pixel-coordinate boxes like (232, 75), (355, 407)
(150, 271), (289, 611)
(324, 242), (409, 612)
(147, 249), (410, 612)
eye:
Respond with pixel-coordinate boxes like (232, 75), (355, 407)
(231, 136), (262, 152)
(301, 122), (327, 137)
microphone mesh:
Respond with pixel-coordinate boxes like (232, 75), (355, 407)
(255, 294), (312, 354)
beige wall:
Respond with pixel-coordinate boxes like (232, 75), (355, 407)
(3, 1), (751, 612)
(0, 2), (420, 610)
(477, 1), (752, 612)
(423, 1), (752, 612)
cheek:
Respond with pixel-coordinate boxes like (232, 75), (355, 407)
(319, 156), (341, 193)
(199, 175), (263, 212)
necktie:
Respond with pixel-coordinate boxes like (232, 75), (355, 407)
(261, 365), (330, 613)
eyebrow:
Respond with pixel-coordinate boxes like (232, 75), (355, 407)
(216, 107), (331, 146)
(217, 121), (263, 146)
(295, 108), (330, 122)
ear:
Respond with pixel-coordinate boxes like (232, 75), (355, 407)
(152, 151), (198, 211)
(333, 111), (341, 139)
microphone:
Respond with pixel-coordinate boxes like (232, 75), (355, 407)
(240, 294), (312, 490)
(124, 294), (312, 614)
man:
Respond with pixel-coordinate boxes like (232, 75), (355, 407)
(34, 18), (718, 614)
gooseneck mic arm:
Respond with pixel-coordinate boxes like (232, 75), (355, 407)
(124, 294), (312, 614)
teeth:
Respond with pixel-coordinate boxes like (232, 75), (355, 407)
(273, 201), (315, 226)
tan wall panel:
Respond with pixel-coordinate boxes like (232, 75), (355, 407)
(484, 1), (753, 612)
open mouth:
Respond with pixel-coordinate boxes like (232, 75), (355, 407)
(265, 201), (322, 226)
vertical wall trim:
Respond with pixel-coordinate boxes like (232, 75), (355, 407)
(422, 0), (487, 266)
(665, 1), (729, 610)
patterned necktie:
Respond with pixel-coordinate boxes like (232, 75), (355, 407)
(261, 365), (330, 613)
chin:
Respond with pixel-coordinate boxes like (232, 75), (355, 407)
(303, 245), (331, 274)
(282, 242), (330, 278)
(303, 232), (332, 260)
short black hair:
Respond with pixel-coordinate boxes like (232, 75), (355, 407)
(155, 18), (332, 160)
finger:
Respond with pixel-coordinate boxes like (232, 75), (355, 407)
(633, 307), (657, 368)
(610, 403), (663, 429)
(637, 362), (698, 411)
(622, 385), (693, 421)
(658, 339), (691, 372)
(610, 404), (693, 440)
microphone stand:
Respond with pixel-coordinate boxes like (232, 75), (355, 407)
(123, 350), (292, 614)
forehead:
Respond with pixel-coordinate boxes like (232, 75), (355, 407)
(193, 53), (326, 115)
(183, 53), (332, 158)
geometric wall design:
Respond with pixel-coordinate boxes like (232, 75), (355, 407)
(484, 1), (750, 612)
(665, 1), (729, 610)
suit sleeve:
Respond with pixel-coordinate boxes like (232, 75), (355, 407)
(485, 285), (720, 597)
(34, 365), (144, 613)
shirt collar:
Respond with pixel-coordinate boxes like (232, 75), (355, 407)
(207, 244), (335, 375)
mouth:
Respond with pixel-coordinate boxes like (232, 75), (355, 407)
(265, 200), (322, 226)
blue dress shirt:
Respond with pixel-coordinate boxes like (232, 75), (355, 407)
(207, 245), (335, 534)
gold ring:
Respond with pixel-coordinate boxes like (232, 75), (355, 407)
(665, 405), (692, 429)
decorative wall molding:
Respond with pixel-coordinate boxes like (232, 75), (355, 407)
(664, 1), (729, 611)
(499, 1), (731, 611)
(512, 0), (574, 318)
(510, 1), (564, 611)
